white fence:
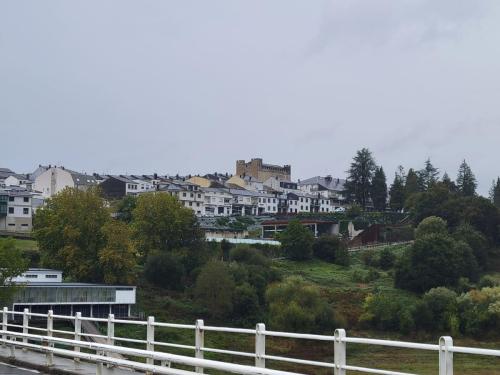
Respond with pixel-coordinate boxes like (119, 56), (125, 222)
(1, 307), (499, 375)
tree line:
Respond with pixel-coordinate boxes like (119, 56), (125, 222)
(344, 148), (500, 211)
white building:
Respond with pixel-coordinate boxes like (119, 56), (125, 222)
(34, 166), (98, 198)
(0, 187), (44, 232)
(162, 182), (205, 216)
(4, 174), (32, 190)
(10, 268), (136, 318)
(257, 193), (279, 214)
(201, 187), (232, 216)
(298, 175), (346, 209)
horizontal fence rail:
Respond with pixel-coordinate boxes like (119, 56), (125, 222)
(1, 307), (499, 375)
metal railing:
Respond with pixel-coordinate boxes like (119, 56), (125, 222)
(1, 307), (499, 375)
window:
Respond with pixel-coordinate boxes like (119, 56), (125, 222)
(8, 207), (14, 214)
(24, 197), (29, 202)
(190, 193), (194, 198)
(183, 192), (186, 197)
(198, 194), (201, 198)
(25, 274), (38, 279)
(23, 208), (29, 215)
(189, 202), (193, 206)
(45, 275), (58, 279)
(8, 223), (15, 227)
(9, 196), (14, 202)
(21, 224), (28, 227)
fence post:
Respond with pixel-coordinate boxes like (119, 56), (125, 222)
(106, 313), (115, 368)
(195, 319), (204, 373)
(146, 316), (155, 367)
(439, 336), (453, 375)
(255, 323), (266, 368)
(334, 329), (346, 375)
(74, 312), (81, 363)
(46, 310), (54, 367)
(2, 307), (7, 347)
(22, 308), (29, 351)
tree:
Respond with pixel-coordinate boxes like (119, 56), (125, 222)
(0, 238), (29, 305)
(453, 223), (489, 269)
(414, 216), (448, 239)
(419, 158), (440, 190)
(144, 252), (185, 290)
(404, 168), (420, 200)
(280, 220), (314, 261)
(99, 220), (136, 284)
(194, 261), (235, 318)
(266, 276), (337, 333)
(312, 235), (349, 266)
(389, 167), (406, 211)
(115, 195), (137, 223)
(441, 172), (457, 193)
(344, 148), (377, 209)
(395, 234), (478, 293)
(371, 166), (387, 211)
(456, 160), (477, 197)
(132, 192), (204, 258)
(34, 187), (110, 282)
(489, 178), (500, 209)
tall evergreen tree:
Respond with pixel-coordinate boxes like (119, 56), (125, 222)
(489, 178), (500, 208)
(441, 172), (457, 193)
(389, 166), (406, 211)
(371, 166), (387, 211)
(405, 168), (420, 199)
(344, 148), (377, 209)
(456, 160), (477, 197)
(419, 158), (439, 190)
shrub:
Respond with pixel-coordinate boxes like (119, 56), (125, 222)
(415, 216), (448, 239)
(453, 223), (489, 269)
(266, 276), (337, 333)
(313, 235), (349, 266)
(360, 292), (417, 332)
(229, 246), (270, 267)
(395, 234), (478, 293)
(351, 268), (380, 283)
(378, 248), (396, 270)
(232, 283), (260, 324)
(478, 275), (499, 289)
(415, 287), (457, 331)
(280, 220), (314, 261)
(361, 250), (377, 267)
(194, 261), (235, 318)
(144, 252), (185, 290)
(457, 287), (500, 334)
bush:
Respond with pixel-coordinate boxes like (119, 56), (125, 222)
(266, 276), (337, 333)
(194, 261), (235, 318)
(360, 292), (417, 332)
(478, 275), (499, 288)
(361, 250), (377, 267)
(457, 287), (500, 334)
(395, 234), (478, 293)
(229, 246), (270, 267)
(312, 235), (349, 266)
(415, 216), (448, 239)
(232, 283), (260, 324)
(414, 287), (457, 331)
(453, 223), (489, 269)
(144, 252), (185, 290)
(378, 248), (396, 270)
(351, 268), (380, 283)
(280, 220), (314, 261)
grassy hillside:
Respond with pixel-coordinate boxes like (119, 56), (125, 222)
(134, 245), (500, 374)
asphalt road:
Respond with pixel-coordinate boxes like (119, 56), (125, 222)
(0, 363), (42, 375)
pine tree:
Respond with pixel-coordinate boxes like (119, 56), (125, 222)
(405, 168), (420, 199)
(389, 166), (406, 211)
(490, 178), (500, 208)
(456, 160), (477, 197)
(419, 158), (439, 190)
(344, 148), (377, 209)
(371, 166), (388, 211)
(441, 172), (457, 193)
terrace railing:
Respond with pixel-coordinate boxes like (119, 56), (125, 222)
(1, 307), (500, 375)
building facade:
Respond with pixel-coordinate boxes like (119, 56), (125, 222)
(236, 158), (291, 182)
(0, 187), (44, 232)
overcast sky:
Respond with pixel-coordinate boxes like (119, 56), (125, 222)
(2, 1), (500, 195)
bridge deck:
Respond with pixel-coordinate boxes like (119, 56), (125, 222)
(0, 346), (140, 375)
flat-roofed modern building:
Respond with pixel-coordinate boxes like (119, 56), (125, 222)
(11, 269), (136, 318)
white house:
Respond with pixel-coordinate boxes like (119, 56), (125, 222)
(201, 187), (232, 216)
(298, 175), (346, 208)
(0, 187), (44, 232)
(34, 166), (98, 198)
